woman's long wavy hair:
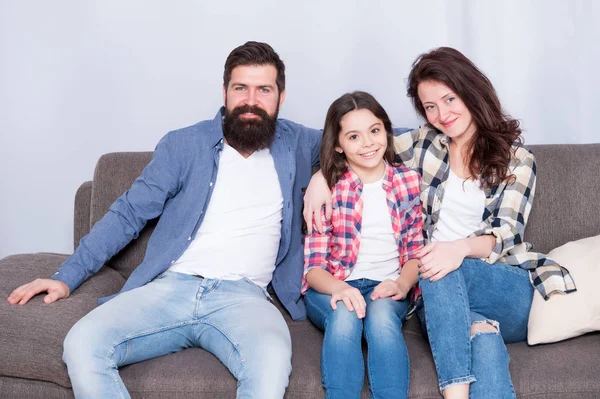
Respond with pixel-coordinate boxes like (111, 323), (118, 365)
(407, 47), (522, 187)
(321, 91), (397, 188)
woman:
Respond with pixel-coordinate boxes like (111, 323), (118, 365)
(304, 47), (576, 399)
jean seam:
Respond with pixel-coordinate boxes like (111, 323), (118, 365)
(305, 290), (331, 391)
(107, 321), (200, 399)
(107, 319), (200, 367)
(199, 319), (245, 369)
(108, 367), (127, 399)
(304, 292), (329, 327)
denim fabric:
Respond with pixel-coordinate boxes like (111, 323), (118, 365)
(62, 271), (291, 398)
(51, 108), (321, 320)
(417, 258), (533, 398)
(305, 279), (410, 399)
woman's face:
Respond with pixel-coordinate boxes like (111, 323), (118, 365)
(418, 80), (476, 145)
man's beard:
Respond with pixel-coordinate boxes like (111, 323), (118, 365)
(222, 104), (278, 154)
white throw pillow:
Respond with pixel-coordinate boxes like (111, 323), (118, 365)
(527, 234), (600, 345)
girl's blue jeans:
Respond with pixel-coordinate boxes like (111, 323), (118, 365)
(305, 278), (410, 399)
(417, 258), (533, 398)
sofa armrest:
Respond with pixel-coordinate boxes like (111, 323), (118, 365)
(74, 181), (92, 251)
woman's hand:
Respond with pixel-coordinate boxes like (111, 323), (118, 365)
(303, 170), (332, 234)
(417, 241), (469, 281)
(370, 279), (411, 301)
(330, 283), (367, 319)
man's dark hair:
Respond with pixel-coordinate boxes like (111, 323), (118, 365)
(223, 41), (286, 93)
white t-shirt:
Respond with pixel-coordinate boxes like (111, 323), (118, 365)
(346, 178), (400, 282)
(431, 168), (486, 242)
(169, 143), (283, 288)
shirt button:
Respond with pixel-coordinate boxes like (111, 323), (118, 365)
(188, 236), (192, 241)
(171, 260), (176, 264)
(209, 182), (213, 187)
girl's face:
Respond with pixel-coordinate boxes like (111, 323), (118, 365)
(336, 108), (387, 183)
(418, 80), (476, 145)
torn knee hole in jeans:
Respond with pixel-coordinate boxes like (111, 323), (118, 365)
(470, 319), (499, 340)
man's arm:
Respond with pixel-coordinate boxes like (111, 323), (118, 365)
(304, 126), (322, 168)
(7, 133), (182, 305)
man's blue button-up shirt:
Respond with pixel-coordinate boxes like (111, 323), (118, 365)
(52, 108), (321, 320)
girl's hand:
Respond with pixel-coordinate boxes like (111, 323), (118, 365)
(303, 171), (332, 234)
(370, 279), (410, 301)
(330, 284), (366, 319)
(417, 241), (469, 281)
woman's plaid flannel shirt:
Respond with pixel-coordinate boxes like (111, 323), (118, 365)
(302, 163), (425, 303)
(393, 126), (576, 299)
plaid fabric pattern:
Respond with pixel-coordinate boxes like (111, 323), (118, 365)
(302, 163), (425, 303)
(394, 126), (576, 299)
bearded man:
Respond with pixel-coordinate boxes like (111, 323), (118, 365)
(7, 41), (321, 398)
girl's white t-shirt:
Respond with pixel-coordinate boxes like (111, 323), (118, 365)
(346, 178), (400, 282)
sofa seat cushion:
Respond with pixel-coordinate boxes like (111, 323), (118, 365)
(510, 332), (600, 397)
(0, 253), (125, 387)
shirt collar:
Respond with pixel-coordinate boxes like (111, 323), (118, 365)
(439, 133), (450, 148)
(209, 107), (226, 149)
(340, 162), (394, 192)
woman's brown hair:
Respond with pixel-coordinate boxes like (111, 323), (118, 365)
(321, 91), (397, 188)
(407, 47), (522, 187)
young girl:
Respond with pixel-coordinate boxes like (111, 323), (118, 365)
(304, 49), (576, 399)
(302, 91), (424, 399)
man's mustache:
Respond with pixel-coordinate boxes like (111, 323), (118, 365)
(230, 105), (270, 121)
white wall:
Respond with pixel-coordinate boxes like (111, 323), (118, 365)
(1, 0), (598, 258)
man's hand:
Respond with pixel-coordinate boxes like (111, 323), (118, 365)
(303, 170), (332, 234)
(417, 241), (469, 281)
(330, 284), (366, 319)
(370, 279), (410, 301)
(7, 279), (70, 305)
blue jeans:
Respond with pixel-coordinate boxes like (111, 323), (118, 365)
(305, 279), (410, 399)
(417, 258), (533, 398)
(62, 271), (292, 399)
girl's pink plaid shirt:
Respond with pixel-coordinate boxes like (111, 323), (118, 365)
(302, 163), (425, 303)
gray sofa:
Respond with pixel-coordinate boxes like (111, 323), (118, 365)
(1, 144), (599, 398)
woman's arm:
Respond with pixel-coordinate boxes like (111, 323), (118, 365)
(470, 148), (537, 263)
(303, 170), (331, 234)
(418, 235), (495, 281)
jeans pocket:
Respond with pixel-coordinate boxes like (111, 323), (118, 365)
(242, 278), (272, 301)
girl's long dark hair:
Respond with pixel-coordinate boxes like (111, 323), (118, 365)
(321, 91), (397, 188)
(407, 47), (522, 187)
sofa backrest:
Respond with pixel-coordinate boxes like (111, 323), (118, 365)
(90, 152), (154, 279)
(81, 144), (600, 279)
(524, 144), (600, 253)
